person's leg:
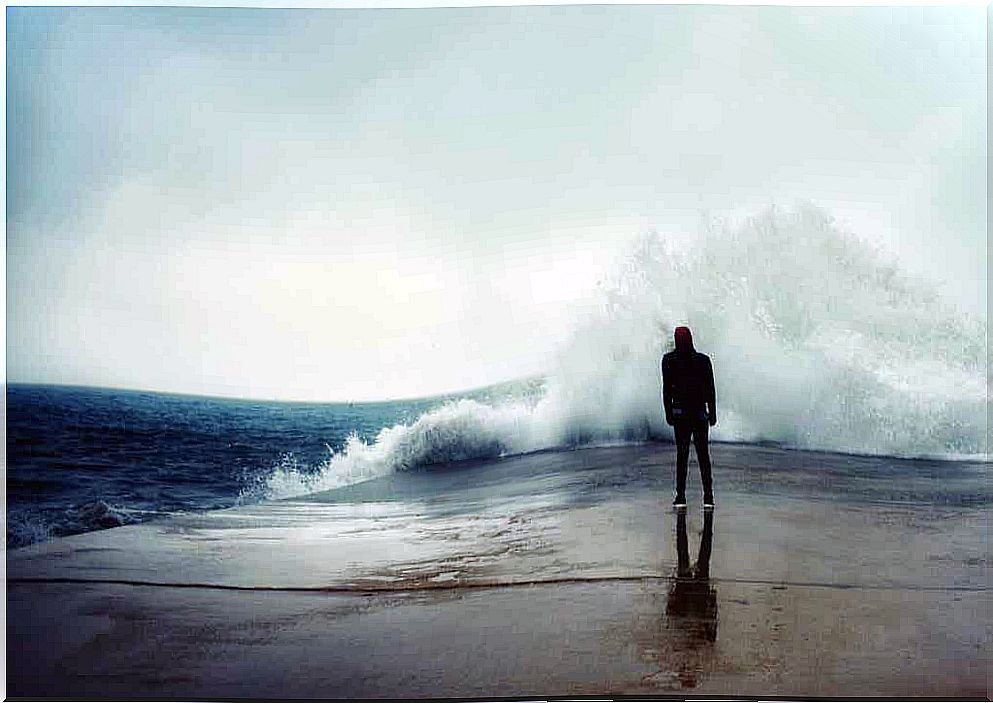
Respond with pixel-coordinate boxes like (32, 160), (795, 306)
(692, 420), (714, 503)
(673, 421), (691, 503)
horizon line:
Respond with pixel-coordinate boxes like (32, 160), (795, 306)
(4, 376), (547, 406)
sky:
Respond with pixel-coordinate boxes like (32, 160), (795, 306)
(6, 3), (987, 401)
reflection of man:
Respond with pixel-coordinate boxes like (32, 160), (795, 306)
(639, 511), (718, 692)
(660, 326), (717, 509)
(666, 510), (718, 659)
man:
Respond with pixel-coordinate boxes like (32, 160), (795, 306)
(660, 326), (716, 509)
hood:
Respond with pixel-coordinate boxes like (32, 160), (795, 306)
(674, 326), (694, 353)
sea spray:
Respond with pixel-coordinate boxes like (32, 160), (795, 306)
(541, 203), (986, 457)
(246, 399), (550, 500)
(252, 204), (988, 500)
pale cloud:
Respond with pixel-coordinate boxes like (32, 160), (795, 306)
(7, 5), (986, 400)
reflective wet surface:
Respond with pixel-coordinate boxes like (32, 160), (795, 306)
(8, 443), (991, 697)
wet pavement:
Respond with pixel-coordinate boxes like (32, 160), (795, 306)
(7, 443), (991, 697)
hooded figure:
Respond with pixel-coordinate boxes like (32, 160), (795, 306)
(660, 326), (717, 508)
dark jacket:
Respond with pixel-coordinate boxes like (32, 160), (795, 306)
(660, 348), (716, 425)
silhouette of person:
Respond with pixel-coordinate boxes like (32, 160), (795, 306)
(660, 326), (716, 508)
(664, 510), (718, 688)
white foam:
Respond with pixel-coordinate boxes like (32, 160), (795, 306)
(252, 204), (989, 500)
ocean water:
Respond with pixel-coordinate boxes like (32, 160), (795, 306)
(7, 205), (988, 548)
(5, 380), (540, 549)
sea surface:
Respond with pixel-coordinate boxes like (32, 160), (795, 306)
(7, 374), (989, 550)
(6, 381), (539, 549)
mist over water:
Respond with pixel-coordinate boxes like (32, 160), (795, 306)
(255, 205), (989, 500)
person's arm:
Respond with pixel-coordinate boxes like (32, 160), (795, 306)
(661, 356), (673, 425)
(706, 356), (717, 426)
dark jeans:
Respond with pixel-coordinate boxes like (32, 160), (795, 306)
(673, 419), (713, 500)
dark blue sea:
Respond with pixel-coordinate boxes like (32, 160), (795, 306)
(5, 382), (538, 549)
(7, 371), (987, 550)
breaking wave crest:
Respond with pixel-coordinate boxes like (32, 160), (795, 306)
(251, 204), (988, 500)
(6, 501), (155, 549)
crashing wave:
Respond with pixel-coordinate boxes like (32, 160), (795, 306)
(251, 204), (988, 500)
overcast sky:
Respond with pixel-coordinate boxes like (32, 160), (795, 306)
(6, 4), (987, 401)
